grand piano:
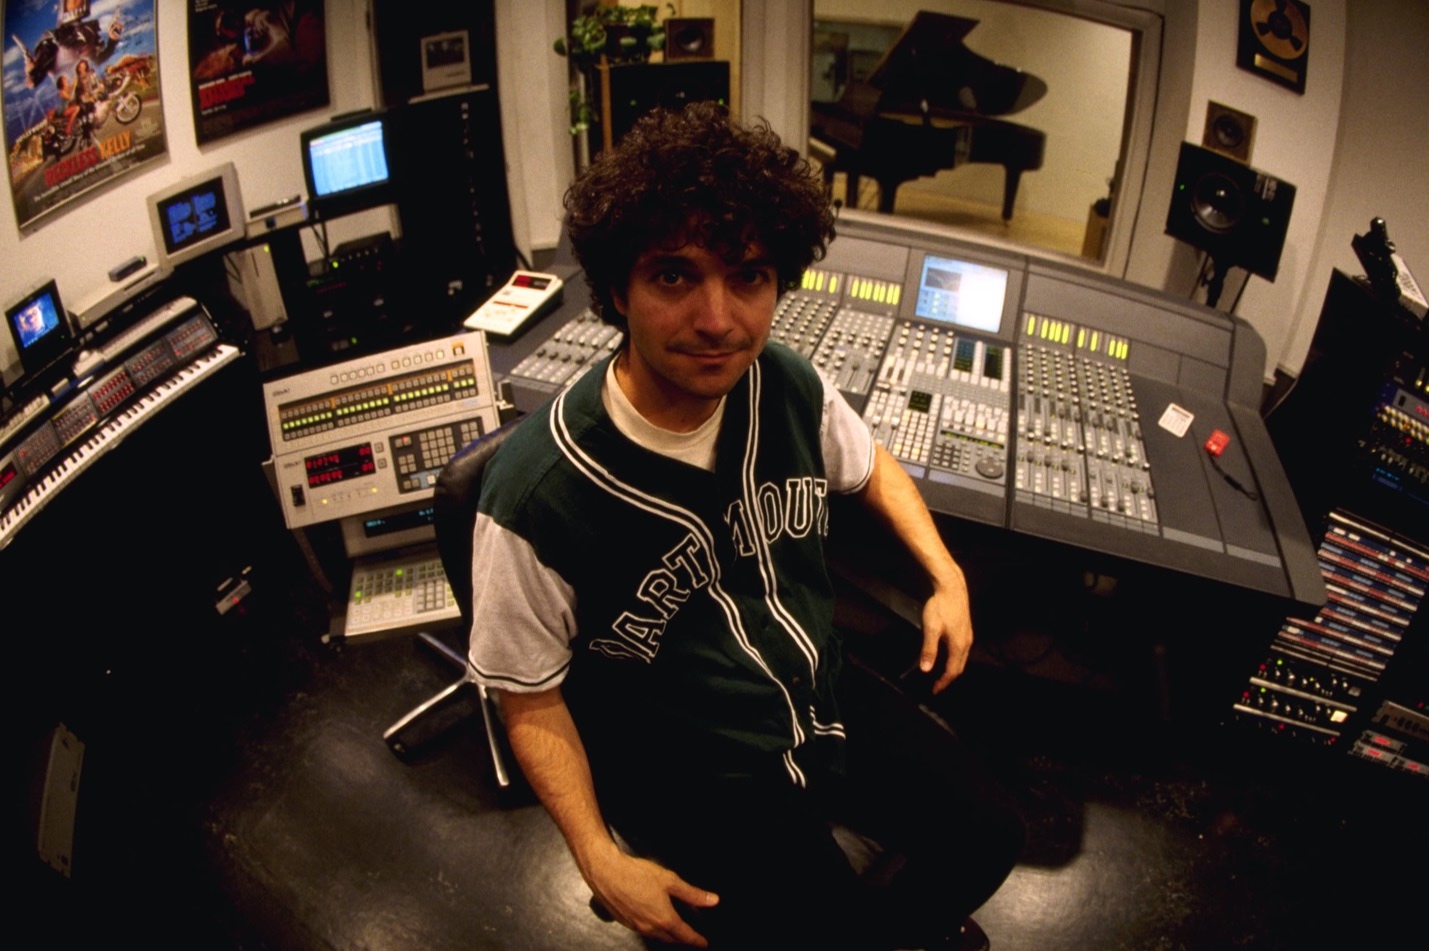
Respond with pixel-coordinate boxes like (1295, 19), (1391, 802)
(810, 11), (1047, 221)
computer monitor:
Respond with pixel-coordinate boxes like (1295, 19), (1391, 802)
(146, 162), (246, 273)
(4, 279), (75, 385)
(301, 110), (396, 221)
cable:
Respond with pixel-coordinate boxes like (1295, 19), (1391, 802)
(1191, 252), (1210, 300)
(1207, 450), (1260, 500)
(1227, 268), (1251, 312)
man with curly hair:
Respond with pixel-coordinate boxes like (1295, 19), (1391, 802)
(468, 102), (1021, 949)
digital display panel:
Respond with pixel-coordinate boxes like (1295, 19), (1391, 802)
(913, 255), (1009, 334)
(308, 120), (390, 198)
(361, 505), (436, 539)
(305, 443), (376, 488)
(157, 177), (233, 255)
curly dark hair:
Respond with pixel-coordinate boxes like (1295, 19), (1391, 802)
(563, 101), (835, 329)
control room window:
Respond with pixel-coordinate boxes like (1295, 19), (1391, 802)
(809, 0), (1156, 268)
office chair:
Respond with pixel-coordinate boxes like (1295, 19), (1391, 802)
(382, 422), (518, 788)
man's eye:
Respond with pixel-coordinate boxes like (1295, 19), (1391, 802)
(737, 269), (772, 286)
(655, 270), (686, 286)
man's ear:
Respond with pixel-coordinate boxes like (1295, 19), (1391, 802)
(610, 288), (629, 317)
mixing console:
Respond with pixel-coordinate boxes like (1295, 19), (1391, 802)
(1016, 315), (1156, 528)
(503, 309), (621, 409)
(501, 215), (1322, 612)
(865, 320), (1010, 489)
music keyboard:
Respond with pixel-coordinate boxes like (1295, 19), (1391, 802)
(0, 343), (240, 551)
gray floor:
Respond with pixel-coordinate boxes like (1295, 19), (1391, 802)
(20, 545), (1422, 951)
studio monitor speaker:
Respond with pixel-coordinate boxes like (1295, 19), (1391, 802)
(604, 60), (730, 151)
(1165, 142), (1296, 281)
(1202, 101), (1256, 163)
(665, 18), (715, 60)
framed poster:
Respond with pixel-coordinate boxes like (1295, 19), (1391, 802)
(3, 1), (168, 231)
(189, 1), (329, 144)
(1236, 0), (1311, 95)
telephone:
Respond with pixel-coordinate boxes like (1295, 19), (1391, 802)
(462, 271), (564, 338)
(1353, 217), (1427, 320)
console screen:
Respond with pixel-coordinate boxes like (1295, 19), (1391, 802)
(913, 255), (1009, 334)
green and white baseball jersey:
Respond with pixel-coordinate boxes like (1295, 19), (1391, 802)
(467, 343), (875, 787)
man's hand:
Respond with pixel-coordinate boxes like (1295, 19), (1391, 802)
(858, 444), (976, 693)
(917, 569), (974, 694)
(497, 686), (719, 945)
(586, 849), (719, 946)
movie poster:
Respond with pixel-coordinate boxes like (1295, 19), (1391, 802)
(3, 0), (167, 231)
(188, 1), (328, 144)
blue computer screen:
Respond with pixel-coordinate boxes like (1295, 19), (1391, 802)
(9, 287), (61, 350)
(308, 120), (390, 198)
(159, 179), (230, 253)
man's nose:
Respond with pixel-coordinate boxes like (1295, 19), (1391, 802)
(690, 280), (736, 338)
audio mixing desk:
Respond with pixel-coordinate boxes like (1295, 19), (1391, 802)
(498, 212), (1325, 615)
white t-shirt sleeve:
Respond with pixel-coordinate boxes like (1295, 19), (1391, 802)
(466, 510), (578, 693)
(819, 373), (876, 494)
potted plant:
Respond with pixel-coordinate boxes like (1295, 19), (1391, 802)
(555, 3), (672, 143)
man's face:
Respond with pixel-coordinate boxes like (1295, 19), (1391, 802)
(612, 241), (778, 431)
(18, 303), (45, 334)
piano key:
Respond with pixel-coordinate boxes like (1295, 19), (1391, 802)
(0, 344), (240, 551)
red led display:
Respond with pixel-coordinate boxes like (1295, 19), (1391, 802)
(305, 443), (376, 488)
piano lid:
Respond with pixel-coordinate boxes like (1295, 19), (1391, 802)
(867, 11), (1048, 118)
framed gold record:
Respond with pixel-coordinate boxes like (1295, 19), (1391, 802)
(1237, 0), (1311, 94)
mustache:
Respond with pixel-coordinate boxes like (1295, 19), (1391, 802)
(671, 340), (756, 356)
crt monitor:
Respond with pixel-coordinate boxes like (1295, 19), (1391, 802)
(301, 110), (395, 220)
(4, 279), (75, 386)
(146, 162), (246, 273)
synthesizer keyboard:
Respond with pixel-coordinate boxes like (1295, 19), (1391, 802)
(0, 344), (239, 550)
(2, 300), (238, 552)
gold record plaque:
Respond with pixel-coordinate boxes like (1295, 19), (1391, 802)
(1237, 0), (1311, 94)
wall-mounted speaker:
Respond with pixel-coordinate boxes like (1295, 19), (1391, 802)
(603, 60), (730, 152)
(1202, 101), (1256, 163)
(1165, 142), (1296, 281)
(665, 18), (715, 60)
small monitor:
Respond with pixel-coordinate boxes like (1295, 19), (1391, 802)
(147, 162), (246, 273)
(912, 254), (1010, 334)
(4, 279), (75, 384)
(301, 111), (395, 220)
